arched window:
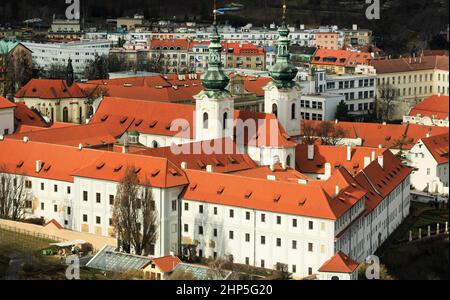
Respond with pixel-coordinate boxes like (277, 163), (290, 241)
(272, 103), (278, 118)
(203, 112), (209, 129)
(152, 141), (159, 148)
(331, 276), (340, 280)
(291, 103), (296, 120)
(286, 155), (292, 167)
(62, 107), (69, 123)
(223, 112), (228, 130)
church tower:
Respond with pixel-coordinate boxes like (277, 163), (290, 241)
(66, 57), (74, 87)
(264, 2), (301, 137)
(194, 6), (234, 142)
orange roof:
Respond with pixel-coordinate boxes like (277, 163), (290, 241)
(233, 164), (310, 182)
(0, 97), (16, 109)
(318, 251), (359, 273)
(409, 95), (449, 119)
(312, 49), (371, 67)
(226, 43), (265, 56)
(302, 120), (448, 150)
(371, 55), (449, 73)
(152, 256), (182, 273)
(0, 139), (187, 188)
(296, 144), (386, 176)
(15, 79), (86, 99)
(14, 103), (48, 128)
(149, 39), (190, 50)
(131, 138), (258, 174)
(422, 133), (449, 165)
(182, 169), (357, 220)
(44, 219), (63, 230)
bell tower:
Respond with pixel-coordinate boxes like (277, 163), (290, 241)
(194, 3), (234, 142)
(264, 1), (301, 137)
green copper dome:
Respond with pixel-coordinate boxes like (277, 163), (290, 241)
(201, 23), (230, 92)
(269, 18), (298, 89)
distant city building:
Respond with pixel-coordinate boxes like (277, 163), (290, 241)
(311, 49), (372, 75)
(0, 40), (33, 96)
(48, 18), (83, 40)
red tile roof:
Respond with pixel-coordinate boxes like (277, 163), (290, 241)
(15, 79), (86, 99)
(302, 120), (449, 150)
(182, 169), (357, 220)
(371, 55), (449, 74)
(44, 219), (63, 230)
(131, 138), (258, 174)
(233, 164), (310, 182)
(0, 139), (188, 188)
(296, 144), (386, 176)
(318, 251), (359, 273)
(14, 103), (48, 129)
(421, 133), (449, 165)
(0, 97), (16, 109)
(149, 39), (190, 50)
(225, 43), (265, 56)
(409, 95), (449, 120)
(152, 256), (182, 273)
(312, 49), (371, 67)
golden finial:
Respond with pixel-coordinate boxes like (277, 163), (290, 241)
(282, 0), (287, 22)
(213, 0), (218, 25)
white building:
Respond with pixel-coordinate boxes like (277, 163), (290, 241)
(407, 133), (449, 196)
(300, 93), (344, 121)
(403, 95), (449, 127)
(22, 40), (111, 77)
(0, 97), (15, 136)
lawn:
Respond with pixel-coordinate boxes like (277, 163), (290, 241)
(410, 209), (449, 236)
(0, 228), (56, 254)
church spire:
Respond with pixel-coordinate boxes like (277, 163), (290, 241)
(200, 1), (229, 93)
(66, 57), (74, 87)
(269, 1), (298, 89)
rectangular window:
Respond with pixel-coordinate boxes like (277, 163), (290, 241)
(67, 207), (71, 215)
(261, 214), (266, 222)
(229, 209), (234, 218)
(54, 204), (57, 212)
(25, 180), (32, 189)
(292, 265), (297, 273)
(96, 193), (101, 203)
(229, 231), (234, 240)
(96, 216), (101, 224)
(214, 207), (218, 215)
(261, 236), (266, 245)
(308, 243), (313, 252)
(171, 200), (177, 211)
(276, 238), (282, 247)
(41, 183), (45, 191)
(184, 224), (189, 233)
(292, 240), (297, 250)
(67, 186), (71, 194)
(277, 216), (281, 225)
(293, 219), (297, 228)
(83, 191), (88, 201)
(213, 228), (217, 237)
(54, 185), (58, 192)
(198, 226), (204, 235)
(309, 221), (314, 230)
(261, 260), (265, 268)
(246, 211), (251, 220)
(41, 202), (44, 210)
(184, 202), (189, 211)
(83, 214), (88, 222)
(109, 195), (114, 205)
(199, 205), (204, 214)
(245, 233), (250, 242)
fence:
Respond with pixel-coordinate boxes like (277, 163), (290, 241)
(0, 223), (67, 244)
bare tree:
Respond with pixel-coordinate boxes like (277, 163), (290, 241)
(301, 120), (318, 145)
(206, 256), (233, 280)
(112, 166), (158, 256)
(377, 84), (399, 122)
(45, 63), (67, 80)
(315, 121), (347, 146)
(0, 166), (32, 221)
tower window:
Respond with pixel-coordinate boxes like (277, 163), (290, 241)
(272, 104), (278, 118)
(223, 112), (228, 130)
(291, 103), (296, 120)
(203, 112), (209, 129)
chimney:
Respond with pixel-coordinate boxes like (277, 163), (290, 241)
(364, 156), (371, 168)
(335, 119), (339, 124)
(281, 161), (287, 170)
(335, 185), (340, 196)
(324, 163), (332, 179)
(307, 144), (315, 160)
(346, 146), (352, 161)
(78, 143), (83, 151)
(181, 162), (188, 170)
(0, 135), (4, 141)
(371, 151), (376, 162)
(267, 175), (277, 181)
(426, 131), (431, 138)
(36, 160), (43, 173)
(122, 144), (128, 154)
(206, 165), (213, 173)
(378, 155), (384, 169)
(23, 136), (29, 143)
(298, 179), (308, 185)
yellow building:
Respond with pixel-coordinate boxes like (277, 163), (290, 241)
(372, 55), (449, 119)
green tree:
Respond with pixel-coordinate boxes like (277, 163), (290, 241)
(335, 100), (349, 121)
